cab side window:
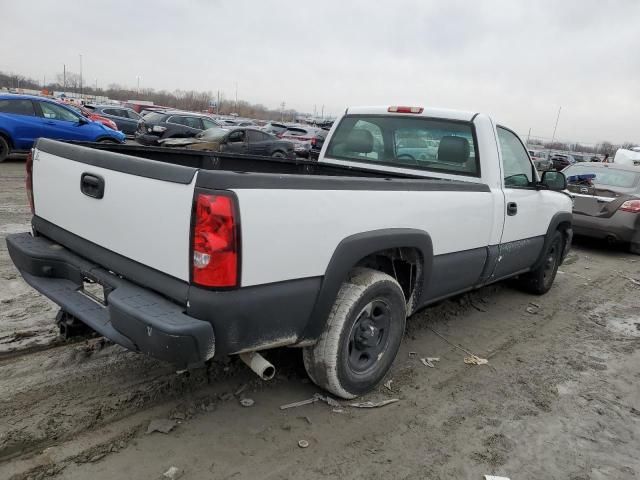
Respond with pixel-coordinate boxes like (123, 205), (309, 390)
(497, 127), (533, 187)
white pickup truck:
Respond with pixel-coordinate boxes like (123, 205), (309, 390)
(7, 105), (573, 399)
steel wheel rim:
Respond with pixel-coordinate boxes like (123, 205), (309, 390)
(543, 243), (558, 286)
(346, 299), (392, 374)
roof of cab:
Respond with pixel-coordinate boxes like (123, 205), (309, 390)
(345, 105), (478, 122)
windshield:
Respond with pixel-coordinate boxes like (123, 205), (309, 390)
(564, 165), (640, 190)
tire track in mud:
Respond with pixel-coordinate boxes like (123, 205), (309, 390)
(0, 282), (502, 464)
(1, 228), (638, 479)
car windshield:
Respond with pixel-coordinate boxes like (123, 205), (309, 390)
(564, 165), (640, 190)
(196, 128), (228, 141)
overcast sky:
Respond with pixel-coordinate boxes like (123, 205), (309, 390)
(2, 0), (638, 144)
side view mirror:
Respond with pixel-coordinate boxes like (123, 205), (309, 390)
(78, 117), (89, 125)
(539, 170), (567, 191)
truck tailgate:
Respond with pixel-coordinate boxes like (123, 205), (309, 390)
(32, 139), (198, 282)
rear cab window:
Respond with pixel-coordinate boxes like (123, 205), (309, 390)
(325, 115), (480, 177)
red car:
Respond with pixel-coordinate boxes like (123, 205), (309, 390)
(62, 103), (119, 131)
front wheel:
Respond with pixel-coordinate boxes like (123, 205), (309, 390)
(98, 138), (120, 144)
(518, 231), (564, 294)
(303, 268), (407, 399)
(271, 151), (286, 158)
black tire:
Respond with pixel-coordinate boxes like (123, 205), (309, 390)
(518, 231), (564, 294)
(303, 268), (407, 399)
(98, 138), (119, 144)
(271, 151), (286, 158)
(0, 136), (10, 163)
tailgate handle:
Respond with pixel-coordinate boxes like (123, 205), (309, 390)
(80, 173), (105, 199)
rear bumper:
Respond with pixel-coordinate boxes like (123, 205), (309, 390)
(572, 211), (640, 243)
(6, 232), (215, 368)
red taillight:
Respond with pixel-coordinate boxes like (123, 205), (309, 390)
(311, 137), (317, 147)
(620, 200), (640, 213)
(192, 193), (239, 288)
(388, 106), (424, 114)
(26, 150), (34, 214)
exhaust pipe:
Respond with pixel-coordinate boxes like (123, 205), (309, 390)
(239, 352), (276, 381)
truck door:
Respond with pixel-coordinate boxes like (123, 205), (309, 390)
(493, 126), (551, 278)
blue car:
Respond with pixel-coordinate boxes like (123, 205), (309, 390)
(0, 94), (125, 162)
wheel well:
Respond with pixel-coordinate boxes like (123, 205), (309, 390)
(557, 221), (571, 233)
(355, 247), (423, 314)
(96, 137), (118, 143)
(557, 220), (572, 256)
(0, 131), (13, 149)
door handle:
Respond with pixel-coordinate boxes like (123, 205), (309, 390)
(80, 173), (105, 199)
(507, 202), (518, 216)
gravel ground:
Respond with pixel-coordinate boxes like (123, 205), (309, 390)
(0, 158), (639, 480)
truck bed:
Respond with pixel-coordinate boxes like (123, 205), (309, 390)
(71, 141), (426, 179)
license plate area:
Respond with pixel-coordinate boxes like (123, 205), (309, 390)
(80, 277), (106, 306)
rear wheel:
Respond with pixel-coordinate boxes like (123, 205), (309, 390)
(98, 138), (119, 144)
(0, 136), (10, 162)
(271, 151), (286, 158)
(303, 268), (406, 399)
(518, 231), (563, 294)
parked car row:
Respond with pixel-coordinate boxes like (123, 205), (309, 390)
(0, 94), (125, 161)
(563, 162), (640, 254)
(133, 108), (329, 160)
(160, 127), (296, 158)
(85, 105), (142, 135)
(135, 110), (223, 145)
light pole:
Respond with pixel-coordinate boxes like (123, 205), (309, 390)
(136, 76), (141, 96)
(79, 54), (83, 97)
(234, 82), (238, 113)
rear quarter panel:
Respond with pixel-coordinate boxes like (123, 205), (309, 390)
(234, 188), (494, 286)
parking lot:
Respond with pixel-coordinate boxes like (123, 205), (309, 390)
(1, 157), (638, 479)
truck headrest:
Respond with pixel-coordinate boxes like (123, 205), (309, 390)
(438, 136), (470, 164)
(346, 129), (374, 154)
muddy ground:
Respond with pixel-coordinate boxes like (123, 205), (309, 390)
(0, 158), (639, 480)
